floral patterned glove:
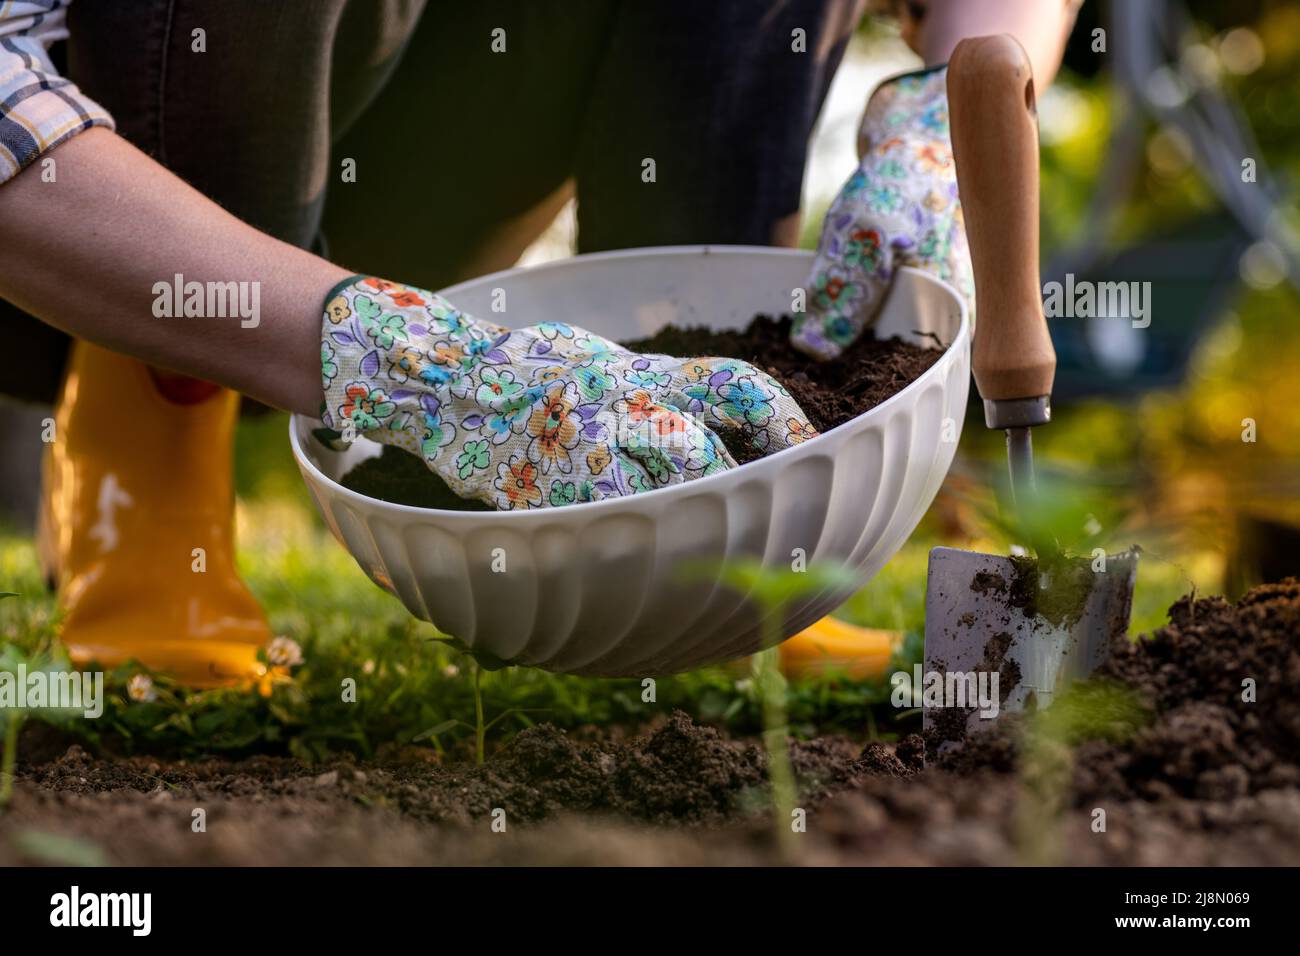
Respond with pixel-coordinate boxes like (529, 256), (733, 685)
(320, 276), (818, 510)
(792, 65), (973, 361)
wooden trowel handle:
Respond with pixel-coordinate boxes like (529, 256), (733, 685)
(948, 35), (1056, 403)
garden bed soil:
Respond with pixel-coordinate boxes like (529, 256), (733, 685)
(340, 315), (940, 506)
(4, 581), (1299, 866)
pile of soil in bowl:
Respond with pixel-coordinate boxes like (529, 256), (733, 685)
(7, 581), (1300, 865)
(342, 445), (492, 511)
(340, 315), (940, 508)
(622, 314), (941, 435)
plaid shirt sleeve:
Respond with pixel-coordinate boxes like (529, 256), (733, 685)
(0, 0), (113, 185)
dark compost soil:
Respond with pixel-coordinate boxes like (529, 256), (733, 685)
(342, 445), (493, 511)
(5, 581), (1300, 866)
(340, 315), (940, 507)
(621, 314), (941, 436)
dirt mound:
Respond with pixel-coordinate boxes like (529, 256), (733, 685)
(1082, 579), (1300, 801)
(405, 711), (858, 825)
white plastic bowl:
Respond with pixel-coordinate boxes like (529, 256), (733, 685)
(290, 246), (969, 676)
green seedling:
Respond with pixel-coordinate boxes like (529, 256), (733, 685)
(978, 468), (1131, 561)
(0, 708), (18, 811)
(1, 594), (22, 810)
(686, 558), (862, 859)
(413, 656), (548, 765)
(0, 631), (109, 811)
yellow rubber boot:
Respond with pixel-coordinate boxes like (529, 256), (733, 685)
(780, 616), (901, 681)
(39, 342), (271, 686)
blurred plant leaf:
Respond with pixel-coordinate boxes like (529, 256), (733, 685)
(10, 829), (108, 867)
(413, 719), (463, 742)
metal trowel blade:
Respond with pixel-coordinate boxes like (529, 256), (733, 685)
(921, 546), (1138, 744)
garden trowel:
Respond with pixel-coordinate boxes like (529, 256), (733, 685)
(922, 36), (1138, 746)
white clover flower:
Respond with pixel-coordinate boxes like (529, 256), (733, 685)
(127, 673), (157, 703)
(266, 636), (305, 668)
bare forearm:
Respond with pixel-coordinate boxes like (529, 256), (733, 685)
(0, 128), (347, 415)
(912, 0), (1079, 88)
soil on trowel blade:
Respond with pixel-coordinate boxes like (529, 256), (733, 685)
(970, 554), (1094, 630)
(339, 314), (940, 508)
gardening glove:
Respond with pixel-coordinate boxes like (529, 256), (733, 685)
(792, 65), (974, 361)
(320, 276), (818, 510)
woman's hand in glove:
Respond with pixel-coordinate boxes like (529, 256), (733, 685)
(791, 66), (973, 361)
(320, 276), (818, 510)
